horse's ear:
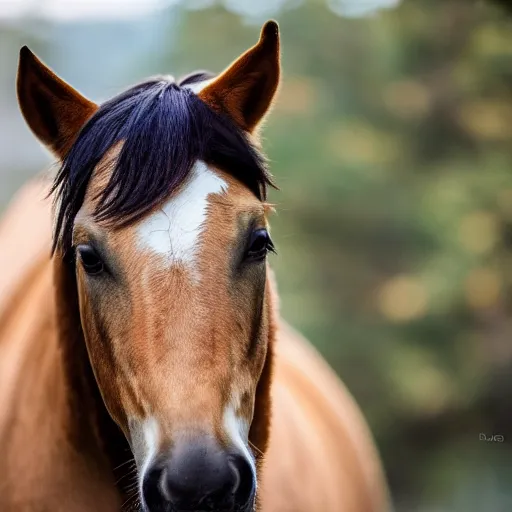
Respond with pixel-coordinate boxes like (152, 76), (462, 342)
(199, 20), (280, 133)
(17, 46), (97, 159)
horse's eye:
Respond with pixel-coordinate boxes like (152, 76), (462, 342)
(77, 245), (104, 275)
(246, 229), (275, 262)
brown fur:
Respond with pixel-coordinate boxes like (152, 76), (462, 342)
(0, 21), (390, 512)
(0, 177), (389, 512)
(199, 21), (280, 133)
(17, 47), (97, 157)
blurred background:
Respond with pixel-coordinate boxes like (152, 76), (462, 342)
(2, 0), (512, 510)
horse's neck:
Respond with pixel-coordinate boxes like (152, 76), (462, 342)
(0, 256), (123, 510)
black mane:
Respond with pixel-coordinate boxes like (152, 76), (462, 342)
(51, 75), (274, 253)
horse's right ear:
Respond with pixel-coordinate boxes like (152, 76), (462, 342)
(198, 21), (280, 133)
(17, 46), (97, 159)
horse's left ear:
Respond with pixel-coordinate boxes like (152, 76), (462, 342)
(199, 20), (280, 133)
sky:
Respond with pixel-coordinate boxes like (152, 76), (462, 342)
(0, 0), (400, 21)
(0, 0), (173, 21)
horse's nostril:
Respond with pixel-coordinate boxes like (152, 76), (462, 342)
(158, 466), (171, 502)
(229, 454), (256, 506)
(142, 465), (167, 511)
(229, 457), (241, 494)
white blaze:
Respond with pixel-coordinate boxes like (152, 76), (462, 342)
(136, 161), (227, 273)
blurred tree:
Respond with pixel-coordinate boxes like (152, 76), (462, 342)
(167, 2), (512, 510)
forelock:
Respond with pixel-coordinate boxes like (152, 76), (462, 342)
(51, 76), (274, 254)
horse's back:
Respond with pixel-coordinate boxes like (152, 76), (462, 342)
(0, 175), (53, 434)
(0, 174), (52, 313)
(262, 323), (389, 512)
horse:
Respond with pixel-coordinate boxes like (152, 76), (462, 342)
(0, 21), (390, 512)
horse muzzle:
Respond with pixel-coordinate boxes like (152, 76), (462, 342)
(141, 436), (256, 512)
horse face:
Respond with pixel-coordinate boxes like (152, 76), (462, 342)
(17, 20), (280, 511)
(73, 161), (272, 511)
